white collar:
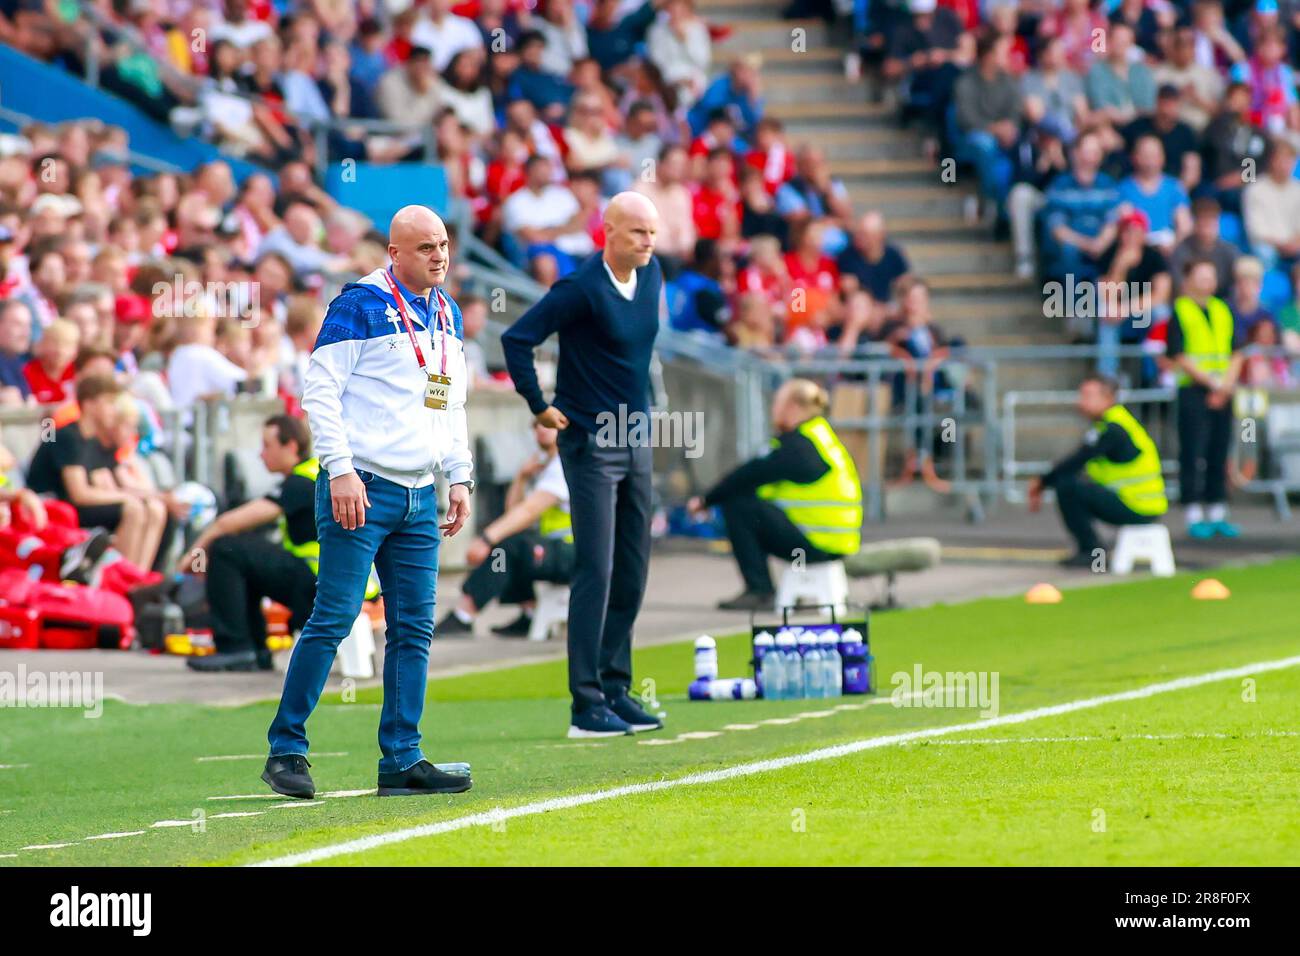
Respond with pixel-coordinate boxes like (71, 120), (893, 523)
(602, 259), (637, 300)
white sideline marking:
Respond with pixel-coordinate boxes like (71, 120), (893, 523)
(0, 764), (30, 770)
(211, 812), (264, 820)
(916, 731), (1300, 746)
(723, 724), (760, 731)
(251, 654), (1300, 867)
(760, 717), (800, 725)
(85, 831), (145, 841)
(0, 854), (16, 859)
(271, 801), (324, 809)
(796, 710), (837, 719)
(208, 788), (376, 802)
(22, 843), (75, 850)
(151, 820), (198, 829)
(196, 752), (348, 762)
(677, 731), (722, 740)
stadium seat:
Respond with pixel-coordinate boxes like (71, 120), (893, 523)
(776, 559), (849, 616)
(529, 581), (570, 642)
(325, 163), (450, 229)
(843, 537), (942, 609)
(334, 611), (376, 679)
(1111, 524), (1176, 577)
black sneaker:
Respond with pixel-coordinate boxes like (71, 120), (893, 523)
(377, 759), (473, 796)
(262, 754), (315, 799)
(435, 613), (475, 638)
(716, 590), (775, 612)
(609, 692), (663, 732)
(567, 704), (636, 738)
(59, 528), (112, 585)
(491, 612), (534, 637)
(187, 650), (260, 672)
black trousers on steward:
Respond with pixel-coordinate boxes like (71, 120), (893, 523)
(1054, 474), (1154, 555)
(207, 532), (316, 657)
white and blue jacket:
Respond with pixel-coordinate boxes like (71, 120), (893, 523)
(302, 267), (473, 489)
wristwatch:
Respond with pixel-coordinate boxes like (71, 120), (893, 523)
(452, 480), (475, 495)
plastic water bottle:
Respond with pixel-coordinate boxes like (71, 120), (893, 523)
(839, 628), (870, 695)
(694, 635), (718, 681)
(802, 633), (825, 698)
(752, 631), (776, 698)
(689, 677), (758, 701)
(820, 631), (843, 698)
(776, 629), (802, 700)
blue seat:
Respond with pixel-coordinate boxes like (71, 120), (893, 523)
(325, 163), (450, 228)
(1262, 268), (1292, 313)
(1219, 212), (1245, 248)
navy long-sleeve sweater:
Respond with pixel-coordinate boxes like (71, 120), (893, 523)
(501, 253), (661, 435)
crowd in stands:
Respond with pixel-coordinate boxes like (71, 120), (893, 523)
(873, 0), (1300, 381)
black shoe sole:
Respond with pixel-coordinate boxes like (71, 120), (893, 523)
(377, 778), (473, 796)
(261, 769), (315, 800)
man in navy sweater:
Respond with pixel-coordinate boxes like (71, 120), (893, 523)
(502, 192), (665, 738)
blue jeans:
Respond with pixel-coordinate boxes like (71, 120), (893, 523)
(958, 129), (1013, 207)
(267, 470), (441, 774)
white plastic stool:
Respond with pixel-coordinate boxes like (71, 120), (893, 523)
(529, 582), (570, 642)
(775, 560), (849, 615)
(335, 611), (376, 679)
(1111, 524), (1176, 577)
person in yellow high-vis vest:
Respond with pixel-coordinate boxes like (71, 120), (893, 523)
(437, 422), (576, 637)
(183, 415), (328, 672)
(1168, 257), (1245, 538)
(688, 378), (863, 610)
(1029, 375), (1169, 566)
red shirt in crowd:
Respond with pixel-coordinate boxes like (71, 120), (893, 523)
(691, 184), (738, 241)
(744, 144), (795, 194)
(736, 264), (788, 311)
(22, 360), (74, 405)
(783, 252), (840, 334)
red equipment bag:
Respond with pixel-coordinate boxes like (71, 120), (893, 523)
(0, 569), (134, 650)
(0, 602), (40, 649)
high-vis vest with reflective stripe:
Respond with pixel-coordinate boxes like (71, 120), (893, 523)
(756, 415), (863, 555)
(280, 457), (380, 599)
(1084, 405), (1169, 517)
(538, 504), (574, 543)
(1173, 295), (1234, 387)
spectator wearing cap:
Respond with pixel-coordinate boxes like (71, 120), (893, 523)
(112, 294), (150, 377)
(1243, 138), (1300, 272)
(376, 46), (445, 129)
(1118, 135), (1191, 255)
(1007, 121), (1071, 278)
(1021, 35), (1088, 146)
(411, 0), (485, 70)
(1153, 25), (1224, 133)
(1094, 209), (1171, 377)
(1228, 255), (1276, 336)
(1043, 131), (1121, 281)
(1122, 85), (1201, 194)
(687, 54), (764, 143)
(1169, 197), (1240, 298)
(884, 0), (967, 140)
(954, 29), (1022, 223)
(1203, 83), (1268, 215)
(506, 30), (576, 121)
(0, 299), (33, 406)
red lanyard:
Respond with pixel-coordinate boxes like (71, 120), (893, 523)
(383, 268), (448, 377)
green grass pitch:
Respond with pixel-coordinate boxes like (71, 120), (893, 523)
(1, 559), (1298, 866)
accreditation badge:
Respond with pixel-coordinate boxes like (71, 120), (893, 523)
(425, 372), (452, 410)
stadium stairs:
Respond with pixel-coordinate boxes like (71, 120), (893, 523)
(707, 2), (1091, 505)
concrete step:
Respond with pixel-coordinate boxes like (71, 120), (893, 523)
(888, 216), (987, 240)
(699, 0), (786, 16)
(716, 18), (829, 52)
(923, 272), (1035, 297)
(816, 128), (924, 161)
(768, 100), (893, 128)
(847, 185), (970, 218)
(765, 74), (870, 106)
(722, 46), (845, 74)
(908, 240), (1015, 276)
